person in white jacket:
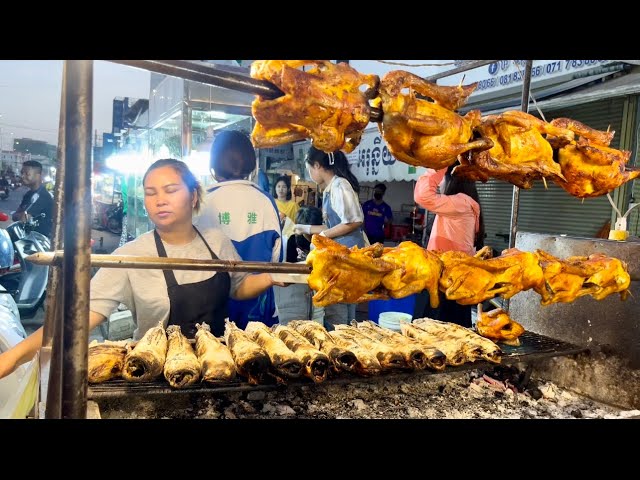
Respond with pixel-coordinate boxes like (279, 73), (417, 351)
(195, 130), (283, 329)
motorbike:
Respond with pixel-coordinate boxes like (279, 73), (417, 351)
(93, 200), (123, 235)
(0, 212), (50, 321)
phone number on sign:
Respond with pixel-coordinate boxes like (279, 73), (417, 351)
(476, 60), (610, 91)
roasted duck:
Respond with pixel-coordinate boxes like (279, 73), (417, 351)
(412, 318), (502, 364)
(332, 325), (409, 371)
(122, 321), (168, 382)
(164, 325), (201, 389)
(224, 320), (271, 385)
(250, 60), (379, 153)
(194, 322), (236, 383)
(306, 235), (395, 307)
(380, 241), (443, 307)
(377, 70), (492, 169)
(288, 320), (358, 373)
(534, 250), (631, 305)
(476, 308), (525, 346)
(438, 247), (545, 305)
(88, 340), (128, 383)
(245, 321), (303, 380)
(455, 110), (575, 188)
(355, 320), (446, 371)
(546, 118), (640, 198)
(273, 325), (330, 383)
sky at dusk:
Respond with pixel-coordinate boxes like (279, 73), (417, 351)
(0, 60), (150, 149)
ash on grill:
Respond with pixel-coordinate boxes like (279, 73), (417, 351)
(95, 365), (640, 419)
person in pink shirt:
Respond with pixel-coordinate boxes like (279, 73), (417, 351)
(414, 163), (485, 327)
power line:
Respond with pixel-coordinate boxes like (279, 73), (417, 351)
(0, 121), (58, 134)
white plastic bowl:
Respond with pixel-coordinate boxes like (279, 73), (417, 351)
(378, 311), (412, 332)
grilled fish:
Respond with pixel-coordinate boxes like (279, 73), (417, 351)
(223, 320), (270, 385)
(412, 318), (502, 364)
(273, 325), (330, 383)
(245, 322), (303, 380)
(400, 322), (467, 366)
(88, 340), (128, 383)
(288, 320), (358, 373)
(327, 329), (383, 376)
(333, 325), (409, 371)
(194, 322), (236, 383)
(355, 321), (446, 371)
(163, 325), (201, 388)
(122, 321), (168, 382)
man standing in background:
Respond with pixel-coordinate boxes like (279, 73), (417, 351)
(362, 183), (393, 245)
(12, 160), (53, 238)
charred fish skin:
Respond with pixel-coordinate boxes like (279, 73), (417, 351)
(122, 321), (168, 382)
(400, 322), (467, 367)
(164, 325), (201, 389)
(195, 322), (237, 383)
(333, 325), (409, 371)
(88, 343), (128, 383)
(289, 320), (358, 373)
(273, 325), (330, 383)
(329, 329), (383, 376)
(224, 320), (271, 385)
(245, 322), (303, 380)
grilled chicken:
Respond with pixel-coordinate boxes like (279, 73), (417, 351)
(476, 308), (525, 346)
(164, 325), (201, 388)
(378, 70), (492, 169)
(194, 322), (236, 383)
(380, 241), (443, 307)
(288, 320), (358, 373)
(245, 321), (303, 380)
(250, 60), (379, 153)
(438, 247), (545, 305)
(273, 325), (330, 383)
(224, 320), (270, 385)
(306, 234), (395, 306)
(455, 110), (575, 188)
(122, 321), (168, 382)
(88, 340), (128, 383)
(535, 250), (631, 305)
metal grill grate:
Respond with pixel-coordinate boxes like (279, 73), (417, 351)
(87, 331), (587, 399)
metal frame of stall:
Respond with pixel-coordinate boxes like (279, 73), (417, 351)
(41, 59), (534, 419)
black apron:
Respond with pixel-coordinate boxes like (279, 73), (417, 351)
(154, 227), (230, 338)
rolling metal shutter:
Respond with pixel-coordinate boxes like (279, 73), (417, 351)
(477, 97), (626, 252)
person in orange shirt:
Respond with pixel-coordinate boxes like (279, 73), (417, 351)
(414, 163), (485, 327)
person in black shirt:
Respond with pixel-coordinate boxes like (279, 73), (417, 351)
(286, 206), (324, 262)
(12, 160), (54, 237)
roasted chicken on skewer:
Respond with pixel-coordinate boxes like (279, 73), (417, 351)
(546, 118), (640, 198)
(377, 70), (493, 169)
(476, 308), (525, 346)
(250, 60), (379, 153)
(454, 110), (575, 188)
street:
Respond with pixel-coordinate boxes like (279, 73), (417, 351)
(0, 185), (121, 340)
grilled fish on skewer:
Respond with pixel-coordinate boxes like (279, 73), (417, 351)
(333, 325), (409, 371)
(400, 322), (467, 366)
(88, 340), (128, 383)
(327, 329), (383, 376)
(412, 318), (502, 364)
(288, 320), (358, 373)
(273, 325), (330, 383)
(245, 322), (303, 380)
(224, 320), (271, 385)
(122, 321), (168, 382)
(163, 325), (201, 388)
(194, 323), (236, 383)
(355, 320), (446, 371)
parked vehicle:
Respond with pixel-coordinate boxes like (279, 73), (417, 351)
(93, 200), (123, 235)
(0, 212), (50, 321)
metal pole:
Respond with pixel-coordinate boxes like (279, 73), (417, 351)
(60, 60), (93, 419)
(425, 60), (501, 82)
(504, 60), (533, 313)
(43, 61), (68, 419)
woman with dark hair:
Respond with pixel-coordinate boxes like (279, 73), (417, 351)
(295, 146), (365, 329)
(196, 130), (283, 330)
(273, 174), (299, 226)
(413, 163), (485, 327)
(0, 159), (284, 380)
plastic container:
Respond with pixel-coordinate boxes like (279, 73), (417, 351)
(378, 311), (412, 332)
(368, 294), (416, 324)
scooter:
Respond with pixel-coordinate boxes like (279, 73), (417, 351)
(0, 212), (50, 321)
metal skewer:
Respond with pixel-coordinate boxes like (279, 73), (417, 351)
(27, 251), (312, 274)
(111, 60), (383, 122)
